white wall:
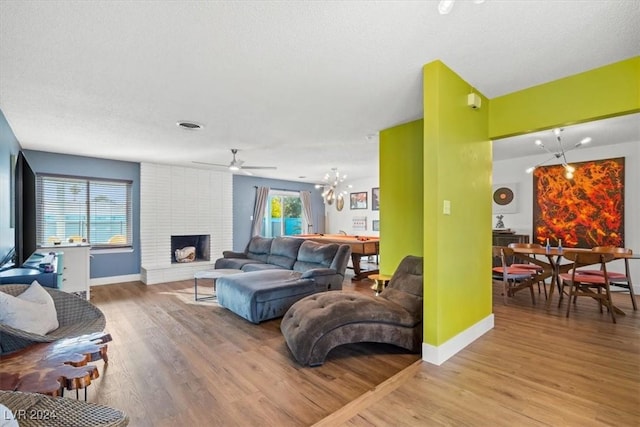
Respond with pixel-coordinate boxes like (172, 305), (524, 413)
(493, 140), (639, 289)
(325, 175), (380, 237)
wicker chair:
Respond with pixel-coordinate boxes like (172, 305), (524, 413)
(0, 390), (129, 427)
(0, 284), (106, 355)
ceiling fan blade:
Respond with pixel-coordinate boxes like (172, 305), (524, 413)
(241, 166), (277, 170)
(192, 161), (228, 167)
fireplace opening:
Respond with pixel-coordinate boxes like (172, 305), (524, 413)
(171, 235), (210, 263)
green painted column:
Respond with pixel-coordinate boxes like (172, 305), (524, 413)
(379, 119), (423, 274)
(422, 60), (492, 346)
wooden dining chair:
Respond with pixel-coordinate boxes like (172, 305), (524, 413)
(558, 251), (617, 323)
(492, 246), (536, 305)
(577, 246), (636, 311)
(508, 242), (547, 299)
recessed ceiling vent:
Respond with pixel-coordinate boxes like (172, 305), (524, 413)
(177, 121), (203, 130)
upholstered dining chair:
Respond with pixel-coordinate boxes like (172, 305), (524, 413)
(577, 246), (636, 311)
(558, 251), (617, 323)
(492, 246), (537, 305)
(507, 242), (547, 298)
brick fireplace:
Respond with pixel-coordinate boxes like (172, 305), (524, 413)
(171, 234), (210, 263)
(140, 163), (233, 284)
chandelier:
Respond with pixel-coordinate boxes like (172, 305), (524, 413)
(315, 168), (352, 211)
(525, 128), (591, 179)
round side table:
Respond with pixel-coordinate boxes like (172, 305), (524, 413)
(368, 273), (391, 296)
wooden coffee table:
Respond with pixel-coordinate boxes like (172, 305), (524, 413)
(0, 332), (112, 397)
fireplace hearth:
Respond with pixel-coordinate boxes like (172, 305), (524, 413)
(171, 235), (210, 264)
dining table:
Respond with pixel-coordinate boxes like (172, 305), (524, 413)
(510, 247), (635, 314)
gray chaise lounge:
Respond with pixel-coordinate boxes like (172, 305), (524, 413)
(214, 236), (351, 324)
(280, 255), (423, 366)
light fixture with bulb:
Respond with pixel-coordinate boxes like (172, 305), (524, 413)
(315, 168), (352, 210)
(525, 128), (591, 179)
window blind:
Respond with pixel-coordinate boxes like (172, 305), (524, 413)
(36, 175), (132, 248)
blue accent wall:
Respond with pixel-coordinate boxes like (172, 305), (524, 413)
(0, 110), (21, 266)
(22, 150), (140, 279)
(232, 175), (325, 251)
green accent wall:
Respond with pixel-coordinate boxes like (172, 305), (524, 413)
(379, 56), (639, 356)
(422, 61), (492, 346)
(490, 56), (640, 139)
(379, 119), (423, 274)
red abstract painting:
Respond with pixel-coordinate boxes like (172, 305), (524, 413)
(533, 157), (624, 248)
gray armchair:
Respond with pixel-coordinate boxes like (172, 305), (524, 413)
(281, 255), (423, 366)
(0, 284), (106, 355)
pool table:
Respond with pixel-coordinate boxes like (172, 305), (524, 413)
(294, 234), (379, 281)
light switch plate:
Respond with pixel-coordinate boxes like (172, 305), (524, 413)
(443, 200), (451, 215)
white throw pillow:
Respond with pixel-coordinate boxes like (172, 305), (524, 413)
(0, 281), (59, 335)
(0, 404), (19, 427)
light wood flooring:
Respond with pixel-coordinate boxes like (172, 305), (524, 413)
(86, 274), (639, 426)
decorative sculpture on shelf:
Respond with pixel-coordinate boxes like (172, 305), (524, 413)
(495, 215), (505, 229)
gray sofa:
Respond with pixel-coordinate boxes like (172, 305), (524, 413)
(214, 236), (351, 324)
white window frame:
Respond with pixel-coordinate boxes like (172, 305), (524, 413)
(262, 190), (307, 238)
(36, 174), (133, 249)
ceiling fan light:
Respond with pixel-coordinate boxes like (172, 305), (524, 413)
(228, 165), (240, 171)
(565, 165), (576, 173)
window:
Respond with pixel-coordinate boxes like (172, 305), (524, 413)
(36, 175), (132, 248)
(262, 190), (305, 238)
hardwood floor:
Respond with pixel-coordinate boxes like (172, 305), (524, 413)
(318, 282), (640, 426)
(87, 275), (639, 426)
(88, 273), (418, 426)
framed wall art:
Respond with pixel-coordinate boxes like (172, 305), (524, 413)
(352, 216), (367, 231)
(532, 157), (624, 248)
(350, 192), (368, 209)
(492, 183), (518, 214)
(371, 187), (379, 211)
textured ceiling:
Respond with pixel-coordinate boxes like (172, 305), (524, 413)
(1, 1), (639, 183)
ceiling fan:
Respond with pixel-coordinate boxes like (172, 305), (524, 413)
(193, 148), (277, 173)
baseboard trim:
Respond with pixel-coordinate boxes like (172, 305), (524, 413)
(90, 274), (141, 286)
(422, 313), (494, 366)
